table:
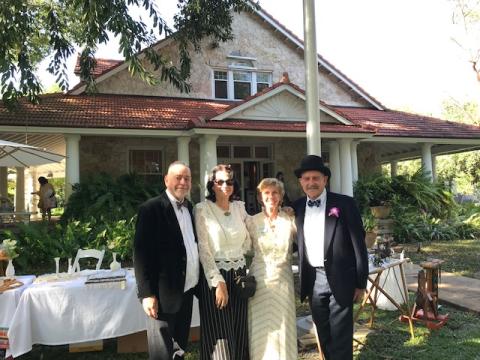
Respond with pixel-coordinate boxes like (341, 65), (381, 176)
(0, 275), (36, 349)
(354, 258), (415, 339)
(6, 270), (200, 358)
(0, 212), (34, 225)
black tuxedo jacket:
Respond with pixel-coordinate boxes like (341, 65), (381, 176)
(293, 191), (369, 307)
(134, 191), (197, 314)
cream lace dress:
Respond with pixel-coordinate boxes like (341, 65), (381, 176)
(246, 210), (297, 360)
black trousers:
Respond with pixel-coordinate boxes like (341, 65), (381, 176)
(146, 290), (194, 360)
(310, 268), (353, 360)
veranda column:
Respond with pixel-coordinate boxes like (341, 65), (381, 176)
(421, 143), (433, 181)
(27, 168), (37, 213)
(199, 135), (218, 201)
(391, 160), (398, 177)
(177, 136), (191, 166)
(65, 135), (81, 200)
(328, 141), (341, 193)
(0, 167), (7, 197)
(339, 138), (353, 196)
(351, 141), (359, 183)
(431, 155), (437, 181)
(14, 167), (25, 211)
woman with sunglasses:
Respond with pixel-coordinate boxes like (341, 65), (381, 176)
(195, 164), (251, 360)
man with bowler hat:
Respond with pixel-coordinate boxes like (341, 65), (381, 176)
(292, 155), (368, 359)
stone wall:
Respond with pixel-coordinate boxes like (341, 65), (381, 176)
(96, 12), (369, 108)
(79, 136), (177, 179)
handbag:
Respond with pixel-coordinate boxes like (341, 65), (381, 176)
(234, 272), (256, 299)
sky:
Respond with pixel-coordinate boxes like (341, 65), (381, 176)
(38, 0), (480, 118)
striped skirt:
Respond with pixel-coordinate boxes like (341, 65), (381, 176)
(198, 266), (250, 360)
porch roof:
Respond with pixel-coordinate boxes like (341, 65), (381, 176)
(334, 107), (480, 139)
(1, 94), (480, 140)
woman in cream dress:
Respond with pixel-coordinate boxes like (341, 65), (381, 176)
(247, 178), (297, 360)
(195, 164), (251, 360)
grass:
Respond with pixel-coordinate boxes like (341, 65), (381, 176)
(403, 239), (480, 278)
(9, 301), (480, 360)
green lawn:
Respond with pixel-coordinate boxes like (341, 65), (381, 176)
(404, 239), (480, 278)
(11, 300), (480, 360)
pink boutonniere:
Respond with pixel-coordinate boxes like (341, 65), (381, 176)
(328, 207), (340, 218)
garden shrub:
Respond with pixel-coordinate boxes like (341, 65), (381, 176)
(355, 171), (480, 243)
(1, 173), (161, 274)
(62, 172), (164, 222)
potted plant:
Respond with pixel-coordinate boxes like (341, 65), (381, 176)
(363, 213), (377, 248)
(366, 176), (393, 219)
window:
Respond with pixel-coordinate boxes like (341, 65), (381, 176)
(129, 149), (163, 182)
(214, 71), (228, 99)
(256, 72), (271, 93)
(213, 68), (272, 100)
(233, 71), (252, 100)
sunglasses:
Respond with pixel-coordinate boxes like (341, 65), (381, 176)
(215, 179), (234, 186)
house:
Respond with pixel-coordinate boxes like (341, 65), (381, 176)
(1, 7), (480, 214)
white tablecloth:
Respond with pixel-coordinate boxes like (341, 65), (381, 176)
(6, 270), (200, 358)
(0, 275), (36, 328)
(367, 258), (408, 311)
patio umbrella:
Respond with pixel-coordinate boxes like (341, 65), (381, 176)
(0, 139), (64, 167)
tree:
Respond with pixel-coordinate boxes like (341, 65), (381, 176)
(436, 98), (480, 193)
(451, 0), (480, 82)
(0, 0), (258, 107)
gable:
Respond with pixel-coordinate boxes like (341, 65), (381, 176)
(211, 83), (352, 125)
(70, 10), (381, 110)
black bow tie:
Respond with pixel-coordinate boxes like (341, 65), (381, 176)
(307, 199), (321, 207)
(176, 201), (187, 210)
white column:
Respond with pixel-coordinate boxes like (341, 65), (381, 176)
(339, 138), (353, 196)
(432, 155), (437, 181)
(0, 167), (7, 197)
(328, 141), (341, 193)
(421, 143), (433, 181)
(303, 0), (321, 155)
(390, 160), (398, 177)
(199, 135), (218, 201)
(65, 135), (81, 200)
(351, 141), (359, 183)
(25, 166), (40, 212)
(14, 167), (25, 212)
(177, 137), (191, 166)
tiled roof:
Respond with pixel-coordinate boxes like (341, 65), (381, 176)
(1, 94), (480, 139)
(197, 119), (370, 133)
(73, 56), (123, 77)
(0, 94), (233, 130)
(333, 107), (480, 139)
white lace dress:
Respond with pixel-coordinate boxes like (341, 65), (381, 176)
(195, 200), (251, 360)
(246, 210), (297, 360)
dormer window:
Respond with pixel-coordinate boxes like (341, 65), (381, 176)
(213, 55), (272, 100)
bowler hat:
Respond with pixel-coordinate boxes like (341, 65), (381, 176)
(294, 155), (331, 178)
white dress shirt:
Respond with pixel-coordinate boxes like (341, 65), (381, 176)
(303, 189), (327, 267)
(166, 190), (200, 292)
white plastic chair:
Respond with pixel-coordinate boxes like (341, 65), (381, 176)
(72, 249), (105, 273)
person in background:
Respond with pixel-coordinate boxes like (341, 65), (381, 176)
(292, 155), (368, 360)
(134, 161), (200, 360)
(195, 164), (251, 360)
(31, 176), (56, 221)
(275, 171), (292, 207)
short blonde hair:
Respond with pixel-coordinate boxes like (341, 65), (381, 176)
(257, 178), (285, 205)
